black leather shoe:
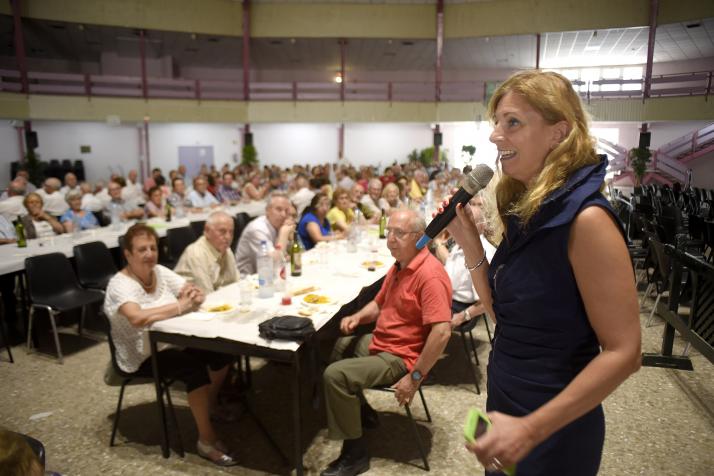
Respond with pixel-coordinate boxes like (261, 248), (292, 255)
(320, 450), (370, 476)
(361, 403), (380, 429)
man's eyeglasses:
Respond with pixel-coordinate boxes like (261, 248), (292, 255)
(386, 228), (419, 239)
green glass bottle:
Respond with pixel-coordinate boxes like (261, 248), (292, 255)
(15, 221), (27, 248)
(379, 209), (387, 239)
(165, 202), (172, 222)
(290, 231), (302, 277)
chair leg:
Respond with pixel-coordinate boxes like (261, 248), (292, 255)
(468, 330), (480, 367)
(0, 310), (13, 363)
(459, 330), (481, 395)
(163, 384), (184, 457)
(78, 305), (86, 336)
(417, 387), (432, 423)
(646, 293), (662, 327)
(640, 283), (653, 308)
(110, 381), (128, 446)
(26, 306), (35, 353)
(48, 311), (64, 364)
(404, 403), (429, 471)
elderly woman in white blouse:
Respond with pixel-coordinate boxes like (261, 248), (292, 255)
(103, 224), (236, 466)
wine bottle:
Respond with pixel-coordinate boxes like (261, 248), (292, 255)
(15, 221), (27, 248)
(379, 209), (387, 239)
(290, 231), (302, 277)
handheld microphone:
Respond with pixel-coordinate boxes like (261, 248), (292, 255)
(415, 164), (494, 250)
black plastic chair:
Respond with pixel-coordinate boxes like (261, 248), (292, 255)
(74, 241), (118, 291)
(453, 310), (492, 395)
(190, 220), (206, 238)
(25, 253), (105, 363)
(164, 226), (197, 268)
(372, 385), (432, 471)
(101, 312), (183, 450)
(1, 300), (13, 362)
(233, 212), (252, 250)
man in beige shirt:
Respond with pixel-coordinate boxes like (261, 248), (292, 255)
(174, 211), (239, 293)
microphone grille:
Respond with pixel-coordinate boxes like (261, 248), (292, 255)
(470, 164), (494, 188)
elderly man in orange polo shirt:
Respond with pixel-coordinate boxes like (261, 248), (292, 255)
(320, 208), (453, 476)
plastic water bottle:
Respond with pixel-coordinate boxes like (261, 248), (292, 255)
(110, 202), (121, 230)
(72, 212), (82, 237)
(273, 244), (287, 293)
(257, 240), (274, 298)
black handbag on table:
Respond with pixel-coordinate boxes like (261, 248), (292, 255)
(258, 315), (315, 341)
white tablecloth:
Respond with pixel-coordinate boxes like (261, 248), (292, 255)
(0, 201), (266, 275)
(151, 234), (392, 352)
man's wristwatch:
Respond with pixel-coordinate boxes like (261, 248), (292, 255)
(463, 308), (472, 322)
(411, 369), (423, 382)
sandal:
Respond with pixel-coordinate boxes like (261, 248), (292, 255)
(197, 440), (239, 467)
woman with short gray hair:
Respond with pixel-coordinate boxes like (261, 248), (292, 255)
(60, 190), (99, 233)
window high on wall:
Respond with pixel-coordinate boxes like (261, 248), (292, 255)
(548, 65), (644, 93)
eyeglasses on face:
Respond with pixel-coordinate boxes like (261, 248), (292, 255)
(385, 228), (419, 239)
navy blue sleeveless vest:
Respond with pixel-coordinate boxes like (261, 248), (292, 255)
(486, 157), (617, 476)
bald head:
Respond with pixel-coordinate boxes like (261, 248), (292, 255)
(44, 177), (61, 193)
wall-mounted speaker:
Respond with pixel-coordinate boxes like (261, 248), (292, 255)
(244, 132), (253, 146)
(25, 130), (38, 150)
(639, 132), (651, 149)
(433, 132), (442, 146)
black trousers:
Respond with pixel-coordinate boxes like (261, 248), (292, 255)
(132, 348), (232, 393)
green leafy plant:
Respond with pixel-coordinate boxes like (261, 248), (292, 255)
(24, 150), (44, 187)
(408, 147), (447, 167)
(241, 144), (258, 167)
(628, 147), (651, 184)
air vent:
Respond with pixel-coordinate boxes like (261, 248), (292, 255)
(686, 23), (701, 29)
(401, 41), (414, 46)
(384, 52), (396, 57)
(50, 24), (66, 30)
(270, 40), (283, 45)
(185, 47), (199, 53)
(207, 37), (220, 43)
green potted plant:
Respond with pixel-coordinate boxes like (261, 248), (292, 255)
(628, 146), (651, 185)
(241, 144), (258, 167)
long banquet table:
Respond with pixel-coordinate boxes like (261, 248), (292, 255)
(0, 201), (266, 275)
(148, 230), (393, 474)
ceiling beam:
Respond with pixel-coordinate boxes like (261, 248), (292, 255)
(1, 0), (711, 40)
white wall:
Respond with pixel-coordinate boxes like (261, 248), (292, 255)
(344, 123), (432, 169)
(253, 123), (339, 167)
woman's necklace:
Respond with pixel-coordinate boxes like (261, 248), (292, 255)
(127, 267), (156, 292)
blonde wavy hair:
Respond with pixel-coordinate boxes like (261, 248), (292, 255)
(488, 70), (599, 230)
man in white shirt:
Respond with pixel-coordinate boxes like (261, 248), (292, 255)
(59, 172), (80, 196)
(103, 179), (144, 221)
(235, 192), (295, 275)
(122, 169), (144, 203)
(187, 177), (219, 209)
(360, 179), (383, 216)
(79, 182), (104, 212)
(174, 211), (239, 294)
(37, 177), (69, 216)
(290, 174), (315, 216)
(0, 179), (27, 221)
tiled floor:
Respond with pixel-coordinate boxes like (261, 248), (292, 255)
(1, 301), (712, 475)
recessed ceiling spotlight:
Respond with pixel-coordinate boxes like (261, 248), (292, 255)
(334, 73), (343, 83)
(290, 38), (296, 45)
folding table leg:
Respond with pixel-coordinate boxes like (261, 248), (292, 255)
(292, 355), (304, 476)
(150, 336), (170, 458)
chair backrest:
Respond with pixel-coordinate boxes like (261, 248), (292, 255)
(99, 310), (134, 379)
(166, 226), (197, 263)
(25, 252), (82, 303)
(73, 241), (118, 290)
(233, 212), (251, 249)
(645, 231), (671, 290)
(190, 220), (206, 238)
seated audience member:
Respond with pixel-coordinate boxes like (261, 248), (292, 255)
(94, 180), (110, 206)
(122, 169), (143, 203)
(243, 173), (268, 201)
(432, 196), (496, 328)
(188, 177), (219, 209)
(20, 192), (64, 239)
(0, 214), (16, 244)
(378, 183), (403, 217)
(291, 175), (315, 216)
(13, 169), (36, 194)
(103, 224), (236, 466)
(361, 179), (383, 217)
(37, 178), (69, 217)
(409, 169), (429, 201)
(60, 172), (80, 196)
(350, 184), (379, 224)
(142, 167), (163, 194)
(320, 209), (452, 476)
(326, 187), (354, 234)
(235, 192), (295, 275)
(104, 180), (145, 222)
(60, 190), (99, 233)
(298, 193), (342, 250)
(79, 182), (104, 212)
(396, 176), (410, 203)
(154, 175), (171, 198)
(174, 211), (238, 294)
(144, 186), (166, 218)
(167, 177), (194, 211)
(0, 179), (28, 222)
(216, 172), (241, 205)
(0, 429), (44, 476)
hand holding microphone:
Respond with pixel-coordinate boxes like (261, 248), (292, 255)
(416, 164), (494, 250)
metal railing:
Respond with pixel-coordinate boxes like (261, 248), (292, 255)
(0, 69), (711, 103)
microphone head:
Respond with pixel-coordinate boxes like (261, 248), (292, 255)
(462, 164), (495, 194)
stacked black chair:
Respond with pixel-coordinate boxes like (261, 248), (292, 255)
(25, 253), (105, 363)
(163, 226), (197, 269)
(73, 160), (85, 181)
(190, 220), (206, 238)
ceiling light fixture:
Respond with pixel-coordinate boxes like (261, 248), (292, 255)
(334, 74), (343, 84)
